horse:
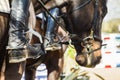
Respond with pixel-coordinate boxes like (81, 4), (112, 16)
(25, 0), (108, 79)
(35, 0), (107, 67)
(0, 1), (68, 80)
(64, 0), (107, 67)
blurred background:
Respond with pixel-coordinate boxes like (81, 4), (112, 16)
(102, 0), (120, 33)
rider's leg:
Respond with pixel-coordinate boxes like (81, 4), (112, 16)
(44, 8), (61, 50)
(7, 0), (30, 48)
(7, 0), (43, 63)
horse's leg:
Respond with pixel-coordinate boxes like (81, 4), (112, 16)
(25, 59), (41, 80)
(5, 61), (26, 80)
(46, 50), (64, 80)
(0, 50), (6, 79)
(25, 52), (63, 80)
(46, 27), (68, 80)
(25, 67), (37, 80)
(0, 13), (9, 79)
(0, 58), (6, 80)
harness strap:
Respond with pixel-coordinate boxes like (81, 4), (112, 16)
(85, 43), (106, 54)
(70, 0), (92, 14)
(92, 0), (101, 41)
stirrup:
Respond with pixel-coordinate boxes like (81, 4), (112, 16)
(26, 43), (46, 59)
(45, 43), (61, 51)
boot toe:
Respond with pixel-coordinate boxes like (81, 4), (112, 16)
(8, 49), (27, 63)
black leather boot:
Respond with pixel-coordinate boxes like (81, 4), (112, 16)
(7, 19), (28, 63)
(44, 8), (61, 51)
(7, 0), (44, 63)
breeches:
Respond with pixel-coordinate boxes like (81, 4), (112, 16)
(10, 0), (31, 25)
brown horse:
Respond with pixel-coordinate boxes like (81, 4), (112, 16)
(36, 0), (107, 67)
(65, 0), (107, 67)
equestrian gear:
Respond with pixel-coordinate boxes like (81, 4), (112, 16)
(8, 43), (45, 63)
(7, 0), (44, 63)
(44, 8), (61, 51)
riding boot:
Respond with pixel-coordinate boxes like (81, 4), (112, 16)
(7, 0), (44, 63)
(44, 8), (61, 51)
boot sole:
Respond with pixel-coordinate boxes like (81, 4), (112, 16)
(9, 57), (26, 63)
(45, 46), (61, 51)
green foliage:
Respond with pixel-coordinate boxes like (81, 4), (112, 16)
(65, 45), (76, 59)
